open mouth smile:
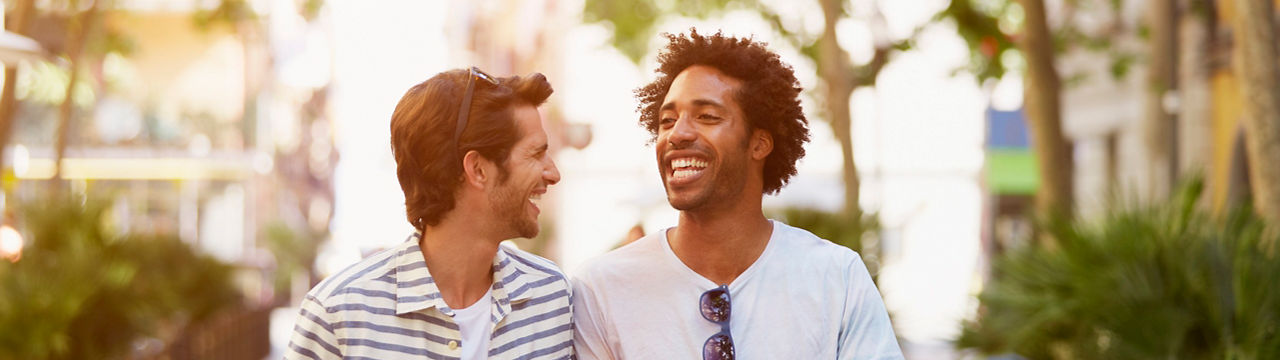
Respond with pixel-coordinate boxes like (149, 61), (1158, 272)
(668, 157), (708, 184)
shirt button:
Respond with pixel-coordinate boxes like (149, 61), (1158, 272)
(448, 340), (459, 350)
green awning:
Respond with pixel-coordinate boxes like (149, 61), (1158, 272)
(986, 149), (1038, 195)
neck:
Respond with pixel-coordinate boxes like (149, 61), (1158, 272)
(669, 195), (772, 285)
(420, 211), (500, 309)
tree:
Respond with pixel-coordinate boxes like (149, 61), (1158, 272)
(0, 0), (36, 176)
(941, 0), (1164, 217)
(1017, 0), (1075, 218)
(1232, 0), (1280, 226)
(584, 0), (914, 250)
(813, 0), (899, 234)
(0, 196), (240, 359)
(6, 0), (132, 186)
(940, 0), (1074, 218)
(1, 0), (261, 186)
(1144, 0), (1178, 199)
(51, 0), (106, 184)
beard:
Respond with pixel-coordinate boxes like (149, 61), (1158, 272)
(665, 142), (751, 212)
(489, 176), (539, 239)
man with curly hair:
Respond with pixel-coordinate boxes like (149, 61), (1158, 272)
(571, 30), (902, 359)
(287, 68), (573, 360)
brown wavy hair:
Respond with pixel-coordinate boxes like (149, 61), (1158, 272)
(390, 69), (553, 231)
(636, 29), (810, 194)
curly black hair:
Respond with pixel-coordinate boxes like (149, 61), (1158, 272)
(636, 29), (810, 194)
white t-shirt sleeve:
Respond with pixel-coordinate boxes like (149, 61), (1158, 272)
(837, 255), (905, 360)
(570, 275), (618, 360)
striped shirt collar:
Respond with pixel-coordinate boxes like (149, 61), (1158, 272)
(392, 233), (548, 317)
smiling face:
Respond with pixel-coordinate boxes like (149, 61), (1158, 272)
(487, 104), (560, 238)
(656, 65), (764, 212)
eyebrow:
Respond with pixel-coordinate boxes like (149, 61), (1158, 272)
(660, 98), (726, 112)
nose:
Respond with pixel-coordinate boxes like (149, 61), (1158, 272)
(543, 156), (561, 186)
(667, 114), (697, 149)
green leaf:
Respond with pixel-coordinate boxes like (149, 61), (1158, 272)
(960, 178), (1280, 358)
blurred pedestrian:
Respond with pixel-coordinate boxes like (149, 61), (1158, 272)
(617, 223), (645, 248)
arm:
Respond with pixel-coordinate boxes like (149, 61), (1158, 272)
(571, 276), (617, 360)
(837, 255), (904, 360)
(285, 295), (342, 360)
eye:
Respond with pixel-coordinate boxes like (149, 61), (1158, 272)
(698, 113), (721, 121)
(659, 117), (676, 128)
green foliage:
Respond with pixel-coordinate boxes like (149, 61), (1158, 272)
(300, 0), (325, 21)
(958, 181), (1280, 359)
(937, 0), (1138, 84)
(771, 207), (879, 254)
(0, 196), (241, 360)
(262, 222), (319, 297)
(936, 0), (1020, 82)
(583, 0), (748, 63)
(191, 0), (258, 32)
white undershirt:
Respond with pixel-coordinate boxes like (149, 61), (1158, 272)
(452, 288), (494, 360)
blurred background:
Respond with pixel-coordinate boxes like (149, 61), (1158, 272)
(0, 0), (1277, 359)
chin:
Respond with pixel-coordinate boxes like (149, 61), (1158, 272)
(520, 227), (539, 239)
(515, 219), (540, 239)
(666, 194), (706, 211)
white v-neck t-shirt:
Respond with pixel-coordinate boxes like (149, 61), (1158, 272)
(571, 220), (903, 359)
(451, 289), (494, 360)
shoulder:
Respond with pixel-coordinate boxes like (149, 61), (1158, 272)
(305, 243), (403, 308)
(572, 230), (666, 285)
(500, 242), (569, 283)
(769, 221), (870, 275)
(772, 221), (860, 258)
(499, 243), (576, 304)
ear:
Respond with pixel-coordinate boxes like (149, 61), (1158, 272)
(461, 150), (495, 189)
(750, 129), (773, 161)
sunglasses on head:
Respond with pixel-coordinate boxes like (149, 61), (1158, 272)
(454, 66), (500, 153)
(700, 285), (734, 360)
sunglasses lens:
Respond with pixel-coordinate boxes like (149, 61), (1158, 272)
(702, 333), (735, 360)
(472, 67), (499, 85)
(700, 288), (731, 323)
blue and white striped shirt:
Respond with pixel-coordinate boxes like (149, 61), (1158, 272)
(287, 234), (574, 360)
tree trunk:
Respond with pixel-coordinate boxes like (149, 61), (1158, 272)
(52, 2), (103, 184)
(53, 65), (79, 182)
(1144, 0), (1178, 199)
(1178, 0), (1214, 185)
(1017, 0), (1073, 218)
(1232, 0), (1280, 225)
(0, 0), (35, 175)
(817, 0), (862, 228)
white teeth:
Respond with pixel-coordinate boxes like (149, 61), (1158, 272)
(669, 157), (708, 181)
(669, 158), (708, 169)
(672, 169), (702, 179)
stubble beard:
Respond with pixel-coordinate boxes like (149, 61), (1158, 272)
(665, 147), (749, 213)
(490, 176), (539, 239)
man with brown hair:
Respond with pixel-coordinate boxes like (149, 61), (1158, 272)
(287, 67), (573, 360)
(571, 30), (902, 359)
